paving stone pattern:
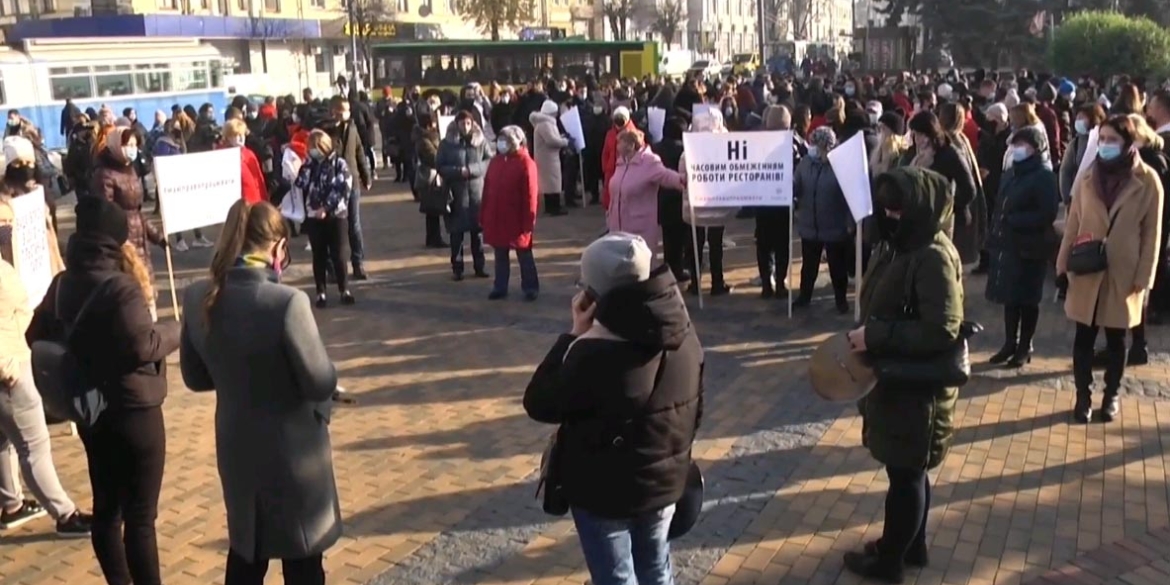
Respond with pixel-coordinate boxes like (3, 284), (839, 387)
(3, 185), (1170, 585)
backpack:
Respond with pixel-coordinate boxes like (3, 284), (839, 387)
(30, 278), (114, 428)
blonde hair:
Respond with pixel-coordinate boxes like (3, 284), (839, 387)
(308, 129), (334, 156)
(222, 119), (248, 141)
(1010, 103), (1040, 128)
(616, 129), (645, 150)
(120, 242), (155, 303)
(204, 200), (288, 320)
(1128, 113), (1165, 151)
(870, 132), (907, 177)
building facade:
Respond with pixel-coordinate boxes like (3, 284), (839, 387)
(686, 0), (757, 60)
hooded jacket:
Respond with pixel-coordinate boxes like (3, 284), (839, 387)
(530, 111), (568, 194)
(524, 266), (704, 518)
(858, 167), (963, 471)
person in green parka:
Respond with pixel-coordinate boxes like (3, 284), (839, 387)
(843, 166), (964, 584)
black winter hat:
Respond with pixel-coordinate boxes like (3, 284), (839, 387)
(878, 111), (905, 135)
(75, 196), (129, 245)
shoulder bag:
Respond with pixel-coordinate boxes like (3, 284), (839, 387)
(868, 258), (982, 388)
(1066, 211), (1119, 275)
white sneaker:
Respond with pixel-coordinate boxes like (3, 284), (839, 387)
(172, 239), (189, 252)
(192, 236), (215, 248)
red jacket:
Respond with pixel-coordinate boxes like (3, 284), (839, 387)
(481, 147), (539, 249)
(892, 94), (914, 119)
(1035, 102), (1063, 162)
(601, 120), (635, 209)
(962, 113), (980, 152)
(216, 143), (267, 203)
(808, 115), (828, 133)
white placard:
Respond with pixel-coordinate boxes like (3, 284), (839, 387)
(560, 106), (586, 151)
(827, 133), (874, 221)
(439, 115), (455, 134)
(155, 148), (243, 235)
(9, 189), (53, 309)
(647, 107), (666, 144)
(681, 131), (794, 207)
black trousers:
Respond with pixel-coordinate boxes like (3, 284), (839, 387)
(562, 152), (581, 204)
(689, 226), (727, 286)
(424, 213), (448, 246)
(755, 209), (790, 290)
(1003, 304), (1040, 347)
(80, 407), (166, 585)
(799, 238), (850, 302)
(225, 549), (325, 585)
(1073, 322), (1126, 397)
(661, 220), (690, 281)
(304, 217), (349, 294)
(877, 466), (930, 562)
(1131, 304), (1149, 350)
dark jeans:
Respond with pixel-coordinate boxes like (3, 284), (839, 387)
(347, 186), (364, 267)
(225, 549), (324, 585)
(876, 466), (930, 563)
(1074, 323), (1126, 397)
(799, 238), (850, 302)
(425, 213), (447, 246)
(451, 230), (485, 276)
(492, 247), (539, 294)
(689, 226), (727, 287)
(305, 217), (350, 294)
(755, 209), (790, 291)
(80, 407), (166, 585)
(661, 220), (690, 280)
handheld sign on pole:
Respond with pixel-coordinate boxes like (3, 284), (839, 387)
(826, 133), (874, 322)
(154, 148), (244, 321)
(560, 106), (587, 152)
(647, 107), (666, 144)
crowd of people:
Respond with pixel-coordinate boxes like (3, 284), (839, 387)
(0, 62), (1167, 585)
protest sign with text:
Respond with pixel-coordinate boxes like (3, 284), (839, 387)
(155, 148), (243, 235)
(681, 131), (794, 207)
(9, 187), (53, 308)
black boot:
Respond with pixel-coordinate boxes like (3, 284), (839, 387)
(843, 551), (905, 584)
(1100, 391), (1120, 422)
(1007, 305), (1037, 368)
(971, 250), (989, 275)
(1074, 389), (1093, 424)
(989, 305), (1020, 364)
(864, 539), (928, 568)
(543, 193), (567, 216)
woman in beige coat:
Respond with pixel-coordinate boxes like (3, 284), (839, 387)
(530, 100), (569, 217)
(1057, 114), (1163, 424)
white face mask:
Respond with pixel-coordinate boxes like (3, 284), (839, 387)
(496, 139), (509, 153)
(501, 94), (511, 104)
(340, 111), (351, 122)
(122, 146), (138, 161)
(868, 113), (879, 125)
(309, 147), (323, 160)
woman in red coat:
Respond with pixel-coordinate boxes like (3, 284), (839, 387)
(601, 106), (635, 210)
(481, 125), (540, 301)
(221, 119), (267, 204)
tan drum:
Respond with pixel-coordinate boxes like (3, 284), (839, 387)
(808, 332), (876, 402)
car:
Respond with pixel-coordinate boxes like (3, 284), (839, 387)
(688, 60), (723, 79)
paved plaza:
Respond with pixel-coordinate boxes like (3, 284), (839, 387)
(3, 181), (1170, 585)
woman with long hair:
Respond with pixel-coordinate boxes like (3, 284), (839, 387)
(180, 200), (340, 585)
(906, 111), (981, 264)
(27, 196), (180, 585)
(295, 129), (354, 308)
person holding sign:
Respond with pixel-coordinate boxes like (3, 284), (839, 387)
(755, 105), (802, 299)
(679, 109), (737, 296)
(0, 137), (65, 280)
(793, 127), (853, 314)
(606, 129), (685, 265)
(90, 127), (166, 319)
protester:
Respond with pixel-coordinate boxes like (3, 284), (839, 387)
(531, 100), (569, 217)
(153, 118), (213, 251)
(179, 200), (341, 585)
(524, 232), (703, 585)
(1059, 103), (1106, 203)
(413, 113), (448, 249)
(843, 166), (963, 583)
(27, 197), (180, 585)
(1057, 114), (1163, 424)
(755, 105), (799, 299)
(652, 118), (690, 283)
(601, 107), (636, 209)
(680, 109), (736, 296)
(606, 129), (685, 264)
(328, 97), (371, 281)
(0, 256), (91, 536)
(906, 112), (980, 260)
(985, 127), (1060, 368)
(295, 129), (355, 308)
(221, 119), (267, 204)
(481, 125), (540, 301)
(437, 110), (491, 281)
(793, 126), (852, 313)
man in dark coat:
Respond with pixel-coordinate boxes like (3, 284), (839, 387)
(329, 97), (372, 280)
(60, 99), (81, 138)
(651, 119), (689, 281)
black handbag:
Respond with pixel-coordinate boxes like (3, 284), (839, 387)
(1066, 212), (1119, 275)
(867, 259), (982, 387)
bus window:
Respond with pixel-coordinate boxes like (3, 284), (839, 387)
(96, 72), (134, 97)
(176, 66), (210, 91)
(50, 67), (95, 100)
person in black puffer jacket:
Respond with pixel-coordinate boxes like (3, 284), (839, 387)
(26, 197), (180, 585)
(524, 232), (703, 585)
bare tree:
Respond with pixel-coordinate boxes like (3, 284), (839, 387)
(348, 0), (399, 76)
(648, 0), (686, 48)
(456, 0), (536, 40)
(791, 0), (811, 40)
(603, 0), (637, 40)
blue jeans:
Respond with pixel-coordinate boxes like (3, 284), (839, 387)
(492, 247), (539, 295)
(450, 230), (485, 276)
(347, 186), (364, 267)
(572, 504), (675, 585)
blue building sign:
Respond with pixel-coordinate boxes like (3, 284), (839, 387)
(8, 15), (324, 43)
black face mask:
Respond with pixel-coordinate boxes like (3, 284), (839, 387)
(5, 164), (37, 185)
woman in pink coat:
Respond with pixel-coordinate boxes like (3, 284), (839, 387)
(605, 129), (685, 261)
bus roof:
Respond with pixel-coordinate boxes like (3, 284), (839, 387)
(369, 40), (648, 54)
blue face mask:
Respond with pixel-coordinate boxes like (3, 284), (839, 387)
(1011, 146), (1031, 162)
(1075, 120), (1089, 135)
(807, 145), (819, 159)
(1098, 143), (1123, 161)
